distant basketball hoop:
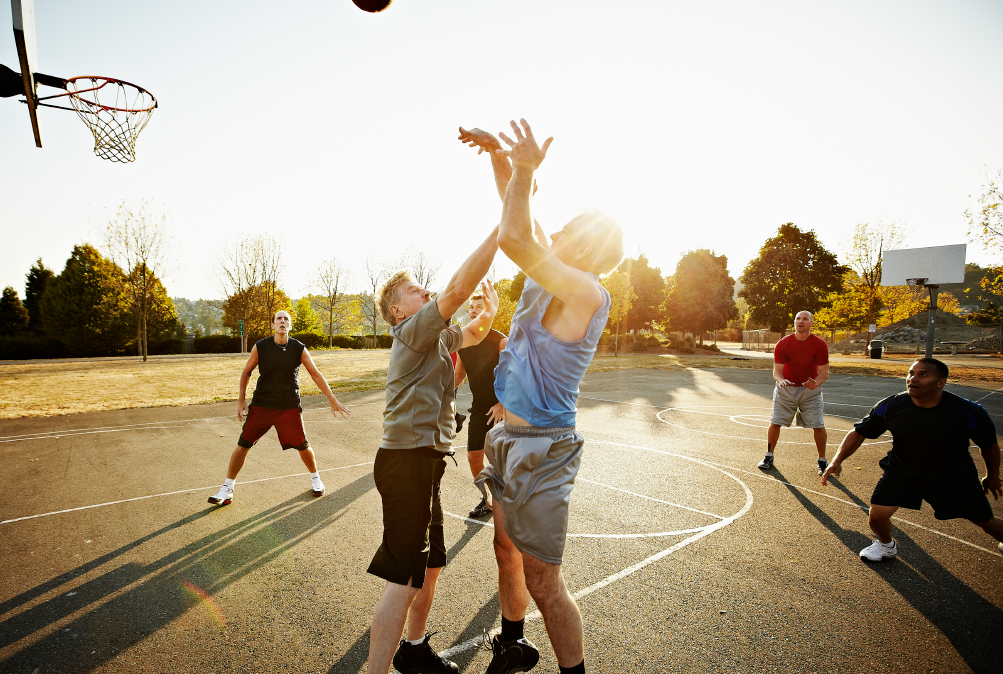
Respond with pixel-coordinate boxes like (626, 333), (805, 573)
(906, 278), (928, 287)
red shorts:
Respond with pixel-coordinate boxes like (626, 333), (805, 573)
(238, 406), (310, 451)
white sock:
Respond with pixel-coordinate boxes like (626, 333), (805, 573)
(765, 452), (774, 457)
(407, 637), (424, 646)
(223, 478), (235, 489)
(883, 540), (895, 547)
(310, 472), (320, 480)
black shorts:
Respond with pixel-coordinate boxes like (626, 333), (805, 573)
(466, 410), (496, 452)
(367, 447), (447, 588)
(870, 470), (994, 522)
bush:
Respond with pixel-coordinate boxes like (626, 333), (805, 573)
(665, 333), (694, 353)
(193, 335), (242, 354)
(332, 335), (363, 349)
(630, 334), (663, 352)
(0, 335), (67, 360)
(291, 332), (327, 349)
(148, 338), (183, 355)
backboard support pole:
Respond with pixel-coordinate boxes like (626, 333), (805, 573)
(925, 285), (939, 359)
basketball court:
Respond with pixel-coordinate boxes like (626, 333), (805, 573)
(2, 366), (1002, 673)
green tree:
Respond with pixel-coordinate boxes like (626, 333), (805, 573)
(739, 223), (847, 334)
(130, 275), (179, 344)
(843, 220), (908, 341)
(663, 250), (738, 345)
(601, 271), (637, 356)
(40, 244), (130, 356)
(292, 297), (322, 334)
(25, 259), (55, 336)
(618, 254), (665, 331)
(0, 287), (30, 335)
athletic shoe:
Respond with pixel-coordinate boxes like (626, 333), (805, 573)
(391, 633), (458, 674)
(483, 634), (540, 674)
(757, 454), (775, 470)
(469, 497), (490, 518)
(455, 412), (466, 434)
(860, 539), (897, 562)
(817, 457), (828, 476)
(208, 486), (233, 505)
(311, 476), (325, 497)
(998, 542), (1003, 555)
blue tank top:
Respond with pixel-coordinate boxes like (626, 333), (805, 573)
(494, 275), (610, 428)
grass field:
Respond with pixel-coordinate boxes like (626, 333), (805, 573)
(2, 349), (1001, 418)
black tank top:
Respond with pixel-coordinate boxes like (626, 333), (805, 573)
(457, 329), (504, 414)
(250, 337), (305, 410)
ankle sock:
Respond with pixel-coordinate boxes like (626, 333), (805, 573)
(406, 636), (424, 646)
(223, 478), (235, 489)
(500, 616), (524, 642)
(559, 662), (585, 674)
(764, 452), (774, 457)
(310, 472), (320, 480)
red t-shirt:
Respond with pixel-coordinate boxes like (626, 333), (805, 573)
(773, 333), (829, 385)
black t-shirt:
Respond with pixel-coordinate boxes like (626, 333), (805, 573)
(854, 391), (998, 486)
(249, 337), (306, 410)
(457, 329), (505, 414)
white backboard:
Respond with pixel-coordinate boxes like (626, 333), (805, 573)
(11, 0), (41, 147)
(880, 244), (966, 286)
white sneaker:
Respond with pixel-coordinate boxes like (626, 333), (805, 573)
(311, 476), (325, 497)
(208, 485), (233, 505)
(860, 539), (897, 561)
(998, 541), (1003, 555)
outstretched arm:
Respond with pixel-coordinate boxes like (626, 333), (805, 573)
(496, 118), (599, 313)
(459, 280), (499, 349)
(437, 226), (499, 321)
(821, 430), (866, 485)
(301, 349), (351, 419)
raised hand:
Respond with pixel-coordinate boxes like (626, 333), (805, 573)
(481, 278), (499, 317)
(497, 118), (553, 170)
(458, 127), (502, 155)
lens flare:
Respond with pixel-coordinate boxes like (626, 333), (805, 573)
(181, 581), (227, 628)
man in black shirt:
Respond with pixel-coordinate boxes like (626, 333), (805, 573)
(821, 358), (1003, 560)
(208, 310), (351, 505)
(454, 289), (507, 518)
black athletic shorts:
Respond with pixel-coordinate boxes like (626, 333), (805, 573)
(367, 447), (447, 588)
(466, 410), (496, 453)
(870, 469), (994, 522)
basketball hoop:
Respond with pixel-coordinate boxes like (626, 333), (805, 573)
(906, 277), (928, 287)
(37, 76), (157, 163)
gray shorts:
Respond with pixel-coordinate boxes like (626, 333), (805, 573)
(771, 385), (824, 428)
(477, 422), (584, 565)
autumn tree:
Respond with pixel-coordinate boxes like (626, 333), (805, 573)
(967, 168), (1003, 297)
(618, 254), (665, 331)
(291, 297), (322, 334)
(215, 234), (284, 352)
(739, 223), (846, 334)
(843, 220), (908, 341)
(0, 287), (30, 335)
(222, 282), (291, 341)
(102, 200), (174, 361)
(311, 258), (354, 347)
(491, 272), (526, 335)
(601, 271), (637, 356)
(40, 244), (130, 356)
(24, 259), (54, 336)
(663, 250), (738, 345)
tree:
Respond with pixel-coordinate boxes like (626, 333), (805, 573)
(24, 258), (54, 336)
(102, 200), (174, 361)
(0, 287), (30, 335)
(291, 297), (322, 334)
(814, 274), (872, 333)
(663, 250), (738, 345)
(400, 246), (443, 292)
(843, 220), (908, 341)
(601, 271), (637, 356)
(311, 258), (353, 347)
(966, 301), (1001, 326)
(215, 234), (284, 352)
(40, 244), (130, 356)
(739, 223), (847, 334)
(361, 255), (389, 342)
(618, 254), (665, 331)
(967, 168), (1003, 297)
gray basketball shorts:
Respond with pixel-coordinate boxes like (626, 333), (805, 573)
(770, 385), (824, 428)
(477, 422), (585, 565)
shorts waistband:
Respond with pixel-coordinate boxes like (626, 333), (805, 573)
(501, 422), (575, 438)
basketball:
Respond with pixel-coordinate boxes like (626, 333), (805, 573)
(352, 0), (392, 12)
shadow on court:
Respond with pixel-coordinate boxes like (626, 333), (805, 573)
(775, 468), (1003, 673)
(0, 473), (375, 674)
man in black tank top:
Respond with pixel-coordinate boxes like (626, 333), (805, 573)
(454, 290), (507, 518)
(207, 310), (351, 506)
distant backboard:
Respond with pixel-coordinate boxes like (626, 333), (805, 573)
(880, 244), (966, 286)
(11, 0), (41, 146)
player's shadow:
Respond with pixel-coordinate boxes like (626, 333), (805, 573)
(776, 468), (1003, 673)
(0, 473), (375, 674)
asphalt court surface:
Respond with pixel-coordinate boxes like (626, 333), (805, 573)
(2, 367), (1003, 673)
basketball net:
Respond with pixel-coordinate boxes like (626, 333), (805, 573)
(64, 77), (157, 163)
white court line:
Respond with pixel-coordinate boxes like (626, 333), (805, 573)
(440, 451), (754, 659)
(0, 462), (374, 525)
(576, 477), (725, 519)
(657, 407), (892, 446)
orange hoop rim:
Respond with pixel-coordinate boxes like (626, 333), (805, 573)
(37, 76), (158, 113)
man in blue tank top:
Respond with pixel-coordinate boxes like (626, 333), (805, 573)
(471, 119), (624, 674)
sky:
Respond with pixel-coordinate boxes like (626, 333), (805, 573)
(2, 0), (1002, 301)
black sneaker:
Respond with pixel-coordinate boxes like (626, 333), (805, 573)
(757, 454), (774, 470)
(455, 412), (467, 434)
(484, 634), (540, 674)
(817, 457), (828, 476)
(391, 633), (458, 674)
(469, 497), (490, 518)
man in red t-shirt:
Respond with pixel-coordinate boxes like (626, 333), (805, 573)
(759, 310), (830, 474)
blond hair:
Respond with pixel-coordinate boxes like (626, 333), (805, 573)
(568, 210), (625, 276)
(378, 270), (412, 326)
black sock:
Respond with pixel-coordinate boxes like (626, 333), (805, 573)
(500, 616), (524, 642)
(559, 662), (585, 674)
